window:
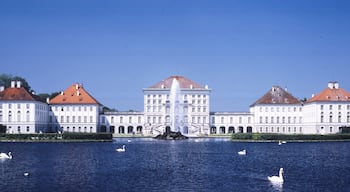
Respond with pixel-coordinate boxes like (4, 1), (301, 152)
(277, 116), (280, 123)
(330, 127), (333, 133)
(265, 117), (268, 123)
(239, 117), (242, 124)
(259, 117), (263, 123)
(66, 116), (70, 123)
(120, 117), (123, 123)
(129, 117), (132, 123)
(26, 126), (30, 132)
(17, 111), (21, 122)
(17, 103), (21, 109)
(329, 105), (333, 110)
(271, 117), (274, 123)
(221, 117), (224, 124)
(8, 111), (12, 122)
(338, 113), (342, 123)
(338, 105), (342, 110)
(26, 104), (30, 109)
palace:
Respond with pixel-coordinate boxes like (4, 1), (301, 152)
(1, 76), (350, 136)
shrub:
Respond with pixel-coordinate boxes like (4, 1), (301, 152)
(231, 133), (350, 141)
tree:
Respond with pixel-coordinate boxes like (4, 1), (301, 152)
(0, 74), (34, 93)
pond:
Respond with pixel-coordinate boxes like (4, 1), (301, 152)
(0, 138), (349, 192)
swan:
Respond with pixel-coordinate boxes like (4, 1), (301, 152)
(278, 140), (282, 145)
(268, 168), (284, 183)
(0, 152), (12, 159)
(116, 145), (125, 152)
(238, 149), (246, 155)
(24, 172), (30, 177)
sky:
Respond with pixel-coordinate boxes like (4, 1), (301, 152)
(1, 0), (350, 112)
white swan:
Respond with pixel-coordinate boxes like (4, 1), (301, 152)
(116, 145), (125, 152)
(268, 168), (284, 183)
(0, 152), (12, 159)
(238, 149), (246, 155)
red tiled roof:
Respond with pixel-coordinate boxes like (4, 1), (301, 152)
(149, 76), (205, 89)
(0, 87), (44, 102)
(306, 87), (350, 103)
(251, 86), (301, 106)
(49, 83), (101, 105)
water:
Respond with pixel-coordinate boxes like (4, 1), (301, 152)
(1, 139), (350, 192)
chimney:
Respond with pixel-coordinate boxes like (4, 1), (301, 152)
(311, 94), (315, 98)
(60, 91), (64, 95)
(205, 85), (209, 89)
(11, 81), (16, 88)
(334, 82), (339, 89)
(75, 83), (79, 90)
(16, 81), (21, 88)
(328, 82), (335, 89)
(46, 97), (50, 104)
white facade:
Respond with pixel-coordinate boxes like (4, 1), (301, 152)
(50, 104), (101, 133)
(100, 111), (144, 134)
(0, 81), (49, 134)
(1, 78), (349, 136)
(302, 82), (350, 134)
(250, 104), (303, 134)
(210, 112), (253, 134)
(142, 76), (211, 136)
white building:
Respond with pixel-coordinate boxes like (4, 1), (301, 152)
(303, 82), (350, 134)
(249, 86), (304, 134)
(0, 81), (49, 133)
(142, 76), (211, 136)
(2, 77), (349, 136)
(49, 83), (103, 133)
(210, 112), (253, 134)
(101, 111), (144, 134)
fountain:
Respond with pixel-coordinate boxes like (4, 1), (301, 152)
(155, 77), (188, 140)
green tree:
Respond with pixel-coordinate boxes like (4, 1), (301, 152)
(0, 74), (34, 93)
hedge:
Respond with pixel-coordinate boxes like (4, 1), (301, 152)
(231, 133), (350, 141)
(0, 133), (112, 141)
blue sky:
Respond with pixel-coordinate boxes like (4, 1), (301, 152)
(1, 0), (350, 112)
